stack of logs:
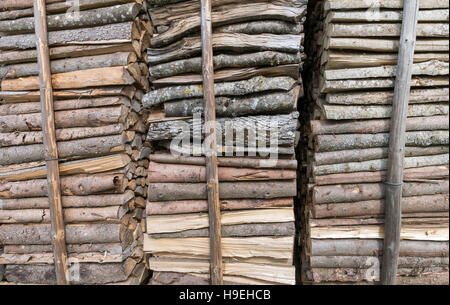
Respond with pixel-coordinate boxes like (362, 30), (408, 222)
(300, 0), (449, 284)
(142, 0), (307, 285)
(0, 0), (152, 285)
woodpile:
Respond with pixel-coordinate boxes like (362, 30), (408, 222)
(300, 0), (449, 284)
(0, 0), (152, 285)
(142, 0), (307, 285)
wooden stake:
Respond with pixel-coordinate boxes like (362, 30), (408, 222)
(200, 0), (223, 285)
(34, 0), (70, 285)
(381, 0), (420, 285)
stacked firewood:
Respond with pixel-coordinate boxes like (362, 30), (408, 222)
(0, 0), (152, 285)
(142, 0), (307, 285)
(300, 0), (449, 284)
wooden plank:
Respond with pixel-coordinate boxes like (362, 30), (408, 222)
(33, 0), (69, 285)
(382, 0), (420, 286)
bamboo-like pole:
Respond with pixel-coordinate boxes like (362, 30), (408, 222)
(34, 0), (70, 285)
(381, 0), (420, 285)
(200, 0), (223, 285)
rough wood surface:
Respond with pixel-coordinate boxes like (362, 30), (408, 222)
(326, 38), (448, 52)
(324, 0), (448, 10)
(310, 256), (448, 269)
(327, 23), (448, 38)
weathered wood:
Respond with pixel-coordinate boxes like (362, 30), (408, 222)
(4, 263), (128, 285)
(311, 239), (449, 257)
(0, 174), (127, 199)
(0, 0), (64, 10)
(314, 165), (449, 185)
(147, 33), (302, 64)
(326, 38), (448, 52)
(309, 217), (450, 228)
(0, 22), (137, 50)
(0, 154), (131, 182)
(311, 116), (449, 135)
(322, 104), (448, 120)
(327, 23), (448, 38)
(0, 191), (134, 210)
(313, 194), (449, 219)
(148, 181), (297, 201)
(0, 52), (135, 79)
(149, 51), (300, 79)
(324, 0), (448, 10)
(0, 252), (125, 265)
(150, 222), (295, 238)
(326, 88), (449, 105)
(33, 0), (68, 284)
(142, 76), (296, 106)
(313, 180), (449, 204)
(147, 208), (293, 234)
(151, 3), (305, 47)
(1, 66), (135, 91)
(310, 256), (448, 269)
(164, 89), (297, 117)
(0, 106), (127, 132)
(313, 154), (449, 176)
(326, 9), (449, 23)
(0, 3), (141, 34)
(0, 134), (130, 165)
(214, 20), (303, 35)
(147, 162), (297, 182)
(4, 243), (125, 255)
(314, 131), (449, 152)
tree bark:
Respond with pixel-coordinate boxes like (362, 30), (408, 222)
(310, 256), (448, 269)
(215, 20), (303, 35)
(148, 181), (297, 201)
(326, 38), (448, 52)
(4, 243), (125, 255)
(327, 23), (448, 38)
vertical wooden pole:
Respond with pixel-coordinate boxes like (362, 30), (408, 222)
(200, 0), (223, 285)
(34, 0), (70, 285)
(381, 0), (419, 285)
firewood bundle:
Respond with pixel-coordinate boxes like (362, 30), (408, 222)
(300, 0), (449, 284)
(142, 0), (307, 285)
(0, 0), (152, 285)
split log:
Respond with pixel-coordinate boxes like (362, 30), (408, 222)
(4, 243), (125, 255)
(314, 131), (449, 152)
(310, 225), (449, 241)
(0, 223), (122, 245)
(313, 154), (449, 176)
(0, 3), (141, 34)
(324, 60), (448, 80)
(147, 33), (302, 64)
(150, 222), (295, 238)
(148, 181), (297, 201)
(151, 3), (305, 47)
(314, 147), (449, 166)
(325, 88), (449, 105)
(147, 198), (293, 215)
(311, 116), (449, 135)
(214, 20), (303, 35)
(311, 239), (449, 257)
(321, 75), (449, 93)
(1, 66), (135, 91)
(0, 174), (126, 199)
(142, 76), (296, 106)
(149, 51), (300, 79)
(0, 191), (134, 210)
(326, 38), (449, 52)
(145, 236), (294, 260)
(0, 0), (64, 10)
(147, 208), (293, 234)
(0, 252), (124, 265)
(322, 103), (448, 120)
(147, 112), (299, 148)
(0, 22), (137, 50)
(309, 217), (450, 228)
(314, 165), (449, 185)
(0, 206), (124, 224)
(0, 125), (125, 147)
(310, 256), (449, 269)
(148, 258), (296, 285)
(313, 194), (449, 219)
(164, 89), (297, 117)
(0, 154), (131, 182)
(0, 52), (136, 79)
(0, 134), (131, 165)
(326, 9), (450, 23)
(149, 271), (273, 285)
(313, 180), (449, 204)
(147, 162), (296, 182)
(0, 106), (127, 132)
(150, 153), (298, 169)
(327, 23), (449, 38)
(324, 0), (449, 10)
(5, 263), (128, 285)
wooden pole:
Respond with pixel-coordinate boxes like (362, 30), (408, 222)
(200, 0), (223, 285)
(34, 0), (70, 285)
(381, 0), (420, 285)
